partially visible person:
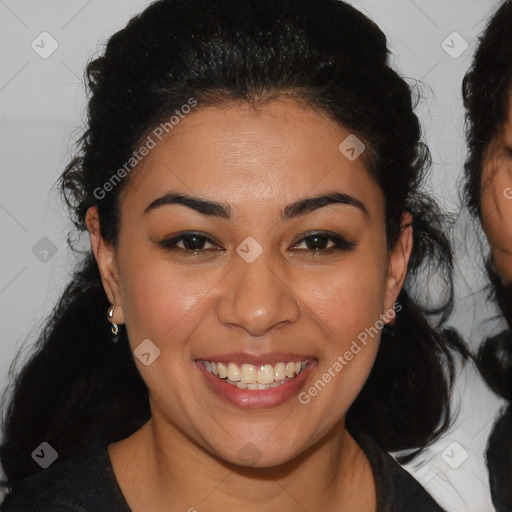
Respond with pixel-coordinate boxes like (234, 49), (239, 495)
(463, 1), (512, 510)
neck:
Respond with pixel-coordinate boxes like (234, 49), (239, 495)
(108, 413), (376, 512)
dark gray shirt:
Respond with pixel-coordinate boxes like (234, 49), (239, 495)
(0, 429), (445, 511)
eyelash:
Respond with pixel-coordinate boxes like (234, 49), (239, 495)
(158, 231), (357, 257)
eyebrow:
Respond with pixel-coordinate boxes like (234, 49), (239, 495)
(143, 191), (368, 219)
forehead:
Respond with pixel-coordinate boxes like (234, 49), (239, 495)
(121, 99), (383, 216)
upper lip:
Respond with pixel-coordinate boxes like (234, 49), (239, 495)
(194, 352), (316, 366)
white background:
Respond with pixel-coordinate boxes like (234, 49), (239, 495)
(0, 1), (508, 511)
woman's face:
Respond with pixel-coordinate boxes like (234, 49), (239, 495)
(87, 98), (411, 467)
(481, 95), (512, 284)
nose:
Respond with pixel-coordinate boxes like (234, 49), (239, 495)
(215, 250), (302, 337)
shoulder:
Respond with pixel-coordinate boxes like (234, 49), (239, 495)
(0, 444), (131, 512)
(349, 427), (446, 512)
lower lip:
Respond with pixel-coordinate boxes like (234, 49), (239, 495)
(195, 360), (317, 409)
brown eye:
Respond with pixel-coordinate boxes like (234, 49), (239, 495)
(159, 232), (220, 254)
(177, 234), (209, 251)
(291, 231), (357, 254)
(301, 234), (332, 251)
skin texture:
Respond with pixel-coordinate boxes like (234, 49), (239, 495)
(481, 97), (512, 285)
(86, 98), (413, 512)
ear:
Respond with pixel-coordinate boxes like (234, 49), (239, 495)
(383, 212), (413, 324)
(85, 206), (125, 325)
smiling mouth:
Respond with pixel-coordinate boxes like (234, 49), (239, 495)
(197, 359), (311, 390)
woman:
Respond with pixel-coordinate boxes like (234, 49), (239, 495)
(462, 1), (512, 510)
(0, 0), (467, 510)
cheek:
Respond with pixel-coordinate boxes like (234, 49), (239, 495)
(481, 163), (512, 283)
(307, 271), (385, 329)
(300, 250), (388, 339)
(117, 253), (222, 409)
(481, 179), (512, 240)
(292, 250), (388, 406)
(119, 253), (221, 350)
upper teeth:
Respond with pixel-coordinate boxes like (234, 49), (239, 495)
(202, 360), (309, 385)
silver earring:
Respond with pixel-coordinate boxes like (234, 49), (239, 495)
(107, 304), (119, 335)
